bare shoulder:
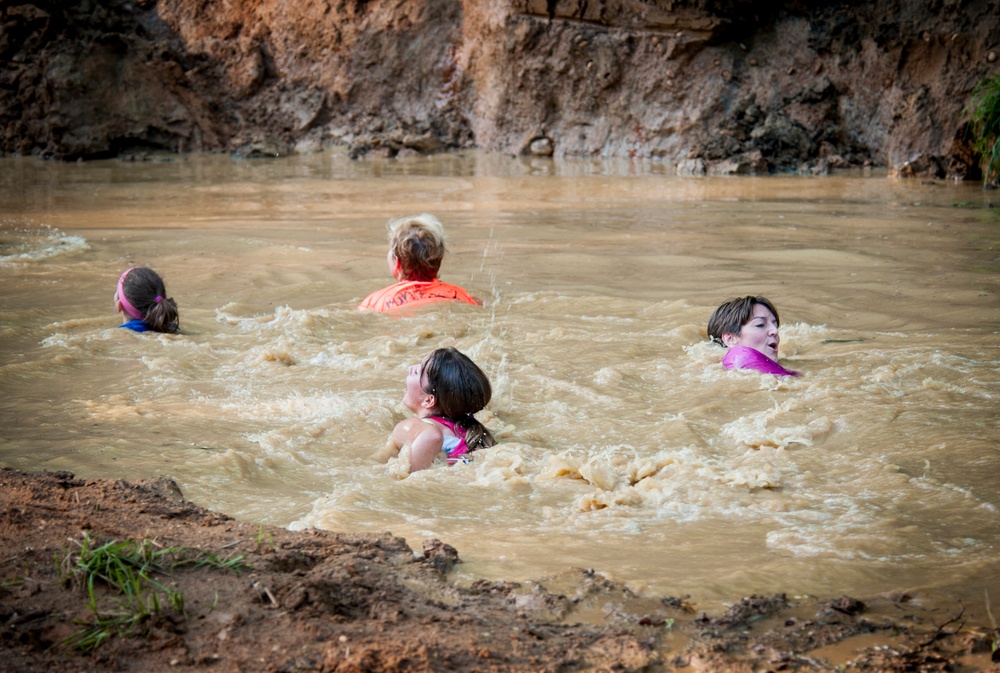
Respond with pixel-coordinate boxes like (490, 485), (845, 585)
(392, 416), (443, 444)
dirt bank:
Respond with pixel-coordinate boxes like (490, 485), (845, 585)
(1, 0), (997, 177)
(1, 468), (998, 672)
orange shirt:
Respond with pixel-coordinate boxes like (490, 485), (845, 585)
(357, 279), (478, 314)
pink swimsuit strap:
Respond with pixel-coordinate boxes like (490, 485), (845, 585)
(427, 416), (470, 462)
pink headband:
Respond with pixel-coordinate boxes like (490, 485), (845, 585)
(116, 267), (144, 319)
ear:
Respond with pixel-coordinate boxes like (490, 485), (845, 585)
(721, 332), (739, 347)
(390, 255), (403, 280)
(420, 393), (436, 411)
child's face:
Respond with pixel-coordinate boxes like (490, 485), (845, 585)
(727, 303), (780, 360)
(403, 359), (432, 413)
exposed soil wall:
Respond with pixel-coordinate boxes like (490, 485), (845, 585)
(1, 0), (998, 176)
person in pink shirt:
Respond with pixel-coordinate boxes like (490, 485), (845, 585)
(707, 296), (798, 377)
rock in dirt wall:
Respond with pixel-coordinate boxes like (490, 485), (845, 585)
(1, 0), (997, 177)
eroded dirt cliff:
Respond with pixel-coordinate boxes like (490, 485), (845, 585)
(1, 0), (998, 176)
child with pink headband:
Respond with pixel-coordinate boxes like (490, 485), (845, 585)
(707, 295), (798, 377)
(114, 267), (179, 333)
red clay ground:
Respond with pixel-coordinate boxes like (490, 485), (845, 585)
(1, 468), (998, 673)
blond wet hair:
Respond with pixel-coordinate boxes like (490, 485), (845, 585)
(387, 213), (447, 282)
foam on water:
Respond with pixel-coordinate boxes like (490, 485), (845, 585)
(310, 301), (994, 594)
(0, 221), (89, 264)
(24, 289), (999, 588)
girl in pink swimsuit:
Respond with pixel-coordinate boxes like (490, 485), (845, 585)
(383, 347), (497, 472)
(707, 295), (798, 377)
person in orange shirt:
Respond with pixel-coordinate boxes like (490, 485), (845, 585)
(357, 214), (479, 314)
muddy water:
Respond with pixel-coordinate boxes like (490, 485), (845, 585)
(1, 151), (998, 610)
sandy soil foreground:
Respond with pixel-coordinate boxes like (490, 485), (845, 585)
(1, 468), (998, 673)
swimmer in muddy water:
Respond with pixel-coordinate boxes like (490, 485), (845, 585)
(707, 295), (798, 377)
(357, 213), (479, 314)
(377, 347), (496, 472)
(114, 266), (179, 333)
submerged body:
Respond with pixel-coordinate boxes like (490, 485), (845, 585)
(119, 318), (152, 333)
(358, 279), (477, 314)
(722, 344), (798, 376)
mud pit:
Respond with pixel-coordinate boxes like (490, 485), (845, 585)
(1, 468), (997, 672)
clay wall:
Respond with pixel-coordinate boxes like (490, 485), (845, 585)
(1, 0), (997, 176)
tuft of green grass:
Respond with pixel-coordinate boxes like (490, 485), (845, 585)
(58, 533), (247, 653)
(965, 74), (1000, 187)
(255, 523), (274, 551)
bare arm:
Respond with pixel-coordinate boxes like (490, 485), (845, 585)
(389, 417), (444, 473)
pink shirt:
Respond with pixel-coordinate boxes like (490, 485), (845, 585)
(722, 345), (798, 377)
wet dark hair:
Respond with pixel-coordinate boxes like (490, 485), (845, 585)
(420, 347), (496, 452)
(707, 296), (779, 346)
(121, 267), (179, 333)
